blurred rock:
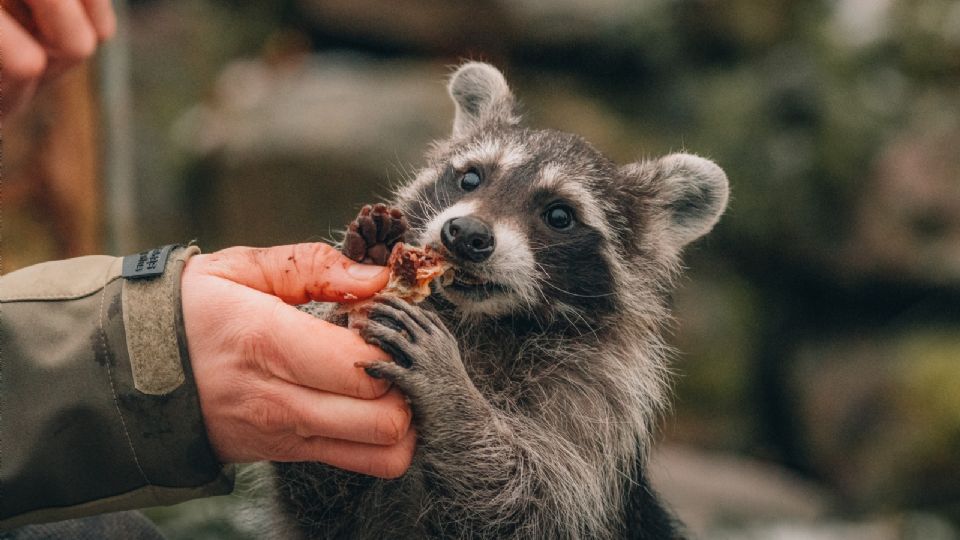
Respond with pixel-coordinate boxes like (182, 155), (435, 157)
(790, 330), (960, 508)
(707, 514), (957, 540)
(650, 444), (829, 535)
(651, 445), (959, 540)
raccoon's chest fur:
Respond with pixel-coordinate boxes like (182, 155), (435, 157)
(271, 321), (615, 538)
(450, 316), (544, 381)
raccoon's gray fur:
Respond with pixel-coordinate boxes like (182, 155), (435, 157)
(270, 62), (729, 539)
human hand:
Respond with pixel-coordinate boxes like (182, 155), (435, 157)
(181, 243), (416, 479)
(0, 0), (116, 119)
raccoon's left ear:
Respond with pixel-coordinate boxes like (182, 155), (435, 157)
(623, 153), (729, 249)
(448, 62), (519, 137)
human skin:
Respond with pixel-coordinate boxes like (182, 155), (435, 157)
(0, 0), (116, 119)
(182, 243), (416, 479)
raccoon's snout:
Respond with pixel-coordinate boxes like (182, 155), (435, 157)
(441, 216), (495, 263)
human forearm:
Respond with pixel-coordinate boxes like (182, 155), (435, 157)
(0, 247), (230, 529)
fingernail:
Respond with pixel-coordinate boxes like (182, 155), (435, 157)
(347, 263), (388, 280)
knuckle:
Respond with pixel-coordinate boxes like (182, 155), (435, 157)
(373, 406), (409, 445)
(243, 395), (290, 434)
(370, 448), (414, 479)
(304, 242), (341, 272)
(249, 403), (278, 432)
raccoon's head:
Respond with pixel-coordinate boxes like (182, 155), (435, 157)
(396, 63), (728, 323)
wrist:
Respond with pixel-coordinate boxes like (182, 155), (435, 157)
(118, 244), (230, 477)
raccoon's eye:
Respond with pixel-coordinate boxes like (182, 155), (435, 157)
(545, 204), (575, 230)
(460, 169), (482, 191)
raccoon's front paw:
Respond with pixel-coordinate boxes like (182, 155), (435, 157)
(343, 204), (409, 265)
(356, 297), (468, 398)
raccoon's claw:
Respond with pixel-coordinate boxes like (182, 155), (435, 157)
(356, 321), (414, 368)
(358, 308), (419, 369)
(358, 296), (464, 383)
(343, 204), (410, 265)
(374, 295), (441, 334)
(354, 360), (408, 381)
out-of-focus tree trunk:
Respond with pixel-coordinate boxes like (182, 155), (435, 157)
(3, 62), (102, 272)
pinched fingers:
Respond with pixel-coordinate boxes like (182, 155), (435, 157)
(23, 0), (98, 61)
(0, 0), (116, 118)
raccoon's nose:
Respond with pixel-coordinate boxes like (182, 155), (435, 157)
(441, 216), (495, 263)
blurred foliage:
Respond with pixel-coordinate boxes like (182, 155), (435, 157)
(120, 0), (960, 533)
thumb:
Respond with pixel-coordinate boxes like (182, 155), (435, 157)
(202, 243), (390, 304)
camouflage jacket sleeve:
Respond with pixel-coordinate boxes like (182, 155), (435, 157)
(0, 246), (233, 529)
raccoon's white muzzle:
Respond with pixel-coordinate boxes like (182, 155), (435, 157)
(419, 202), (541, 316)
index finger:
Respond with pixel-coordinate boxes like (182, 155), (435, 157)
(266, 299), (393, 399)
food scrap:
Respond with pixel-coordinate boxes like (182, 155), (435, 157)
(382, 243), (453, 303)
(338, 243), (452, 327)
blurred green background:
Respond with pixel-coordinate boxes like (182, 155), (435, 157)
(11, 0), (960, 538)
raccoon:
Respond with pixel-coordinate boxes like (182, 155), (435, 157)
(270, 62), (729, 539)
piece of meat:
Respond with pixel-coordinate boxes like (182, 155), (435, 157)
(382, 243), (452, 303)
(338, 242), (452, 328)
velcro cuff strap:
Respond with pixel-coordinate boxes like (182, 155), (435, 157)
(121, 245), (200, 395)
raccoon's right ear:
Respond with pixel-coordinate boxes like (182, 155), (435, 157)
(448, 62), (519, 137)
